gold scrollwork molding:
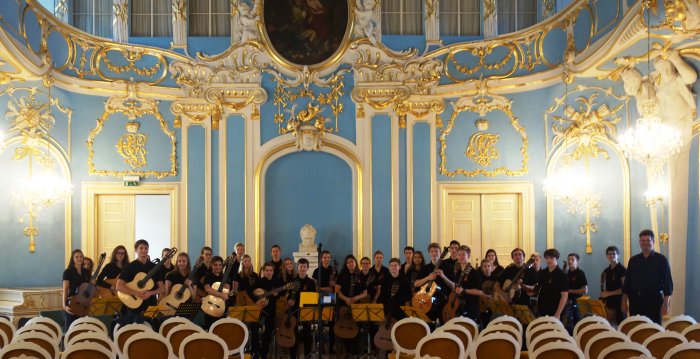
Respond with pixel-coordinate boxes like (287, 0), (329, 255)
(351, 87), (411, 111)
(87, 83), (177, 178)
(466, 132), (499, 166)
(439, 79), (528, 177)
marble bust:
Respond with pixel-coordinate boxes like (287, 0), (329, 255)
(299, 224), (317, 252)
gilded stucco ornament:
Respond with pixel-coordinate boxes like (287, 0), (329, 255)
(466, 132), (500, 167)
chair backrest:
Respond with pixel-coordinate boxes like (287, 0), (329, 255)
(391, 317), (430, 357)
(0, 318), (15, 343)
(24, 318), (61, 339)
(665, 315), (698, 334)
(489, 316), (523, 336)
(436, 324), (472, 354)
(61, 341), (113, 359)
(531, 340), (584, 359)
(529, 331), (575, 354)
(0, 341), (51, 359)
(158, 317), (190, 338)
(165, 323), (204, 356)
(663, 341), (700, 359)
(528, 316), (563, 334)
(445, 316), (479, 339)
(14, 332), (59, 359)
(619, 315), (653, 335)
(66, 332), (116, 354)
(178, 332), (228, 359)
(209, 318), (248, 357)
(0, 331), (7, 350)
(573, 315), (609, 338)
(69, 317), (107, 333)
(123, 331), (174, 359)
(642, 331), (686, 359)
(416, 331), (465, 359)
(628, 322), (664, 344)
(584, 330), (629, 359)
(480, 323), (521, 348)
(576, 322), (614, 350)
(527, 322), (566, 349)
(599, 341), (652, 359)
(64, 325), (102, 344)
(15, 326), (58, 346)
(681, 323), (700, 343)
(114, 324), (152, 357)
(472, 331), (519, 359)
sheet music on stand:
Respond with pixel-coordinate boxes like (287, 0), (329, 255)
(578, 297), (606, 318)
(89, 297), (123, 316)
(352, 303), (384, 322)
(400, 306), (431, 322)
(511, 304), (535, 325)
(229, 306), (261, 323)
(298, 292), (334, 322)
(143, 306), (160, 319)
(174, 303), (200, 319)
(491, 300), (515, 316)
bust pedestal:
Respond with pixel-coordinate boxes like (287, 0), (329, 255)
(293, 251), (320, 274)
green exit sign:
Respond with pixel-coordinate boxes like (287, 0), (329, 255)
(124, 181), (139, 187)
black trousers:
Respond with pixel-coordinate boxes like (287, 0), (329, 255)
(629, 291), (663, 324)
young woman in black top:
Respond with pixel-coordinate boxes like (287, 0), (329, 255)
(233, 254), (259, 305)
(249, 262), (282, 359)
(62, 249), (91, 330)
(359, 256), (371, 283)
(96, 245), (128, 296)
(165, 252), (195, 299)
(406, 251), (426, 292)
(281, 257), (296, 285)
(335, 254), (367, 355)
(203, 256), (228, 329)
(484, 249), (505, 278)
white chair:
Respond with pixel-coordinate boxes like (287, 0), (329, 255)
(209, 317), (248, 359)
(572, 315), (609, 338)
(664, 315), (697, 334)
(663, 341), (700, 359)
(575, 322), (613, 350)
(489, 316), (523, 337)
(123, 331), (175, 359)
(436, 324), (473, 354)
(66, 331), (116, 354)
(14, 325), (59, 346)
(391, 317), (430, 358)
(158, 316), (191, 338)
(24, 318), (61, 339)
(416, 331), (465, 359)
(584, 330), (629, 359)
(13, 331), (59, 359)
(0, 341), (52, 359)
(178, 332), (228, 359)
(61, 341), (114, 359)
(114, 323), (152, 358)
(527, 322), (566, 350)
(529, 331), (575, 354)
(479, 323), (522, 349)
(643, 330), (686, 359)
(531, 340), (584, 359)
(165, 322), (204, 358)
(681, 322), (700, 342)
(528, 316), (563, 334)
(627, 322), (664, 344)
(470, 331), (519, 359)
(0, 331), (7, 350)
(618, 315), (653, 335)
(446, 316), (480, 339)
(0, 317), (15, 343)
(598, 341), (652, 359)
(68, 317), (107, 333)
(64, 324), (103, 344)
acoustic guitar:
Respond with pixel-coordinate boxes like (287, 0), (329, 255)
(275, 304), (297, 349)
(442, 264), (472, 323)
(496, 255), (536, 302)
(201, 253), (237, 317)
(97, 278), (118, 298)
(252, 282), (299, 308)
(117, 248), (177, 309)
(334, 273), (360, 339)
(411, 247), (449, 313)
(158, 257), (204, 316)
(69, 253), (106, 317)
(374, 280), (400, 351)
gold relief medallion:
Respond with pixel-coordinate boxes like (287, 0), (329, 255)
(116, 133), (148, 169)
(466, 132), (500, 167)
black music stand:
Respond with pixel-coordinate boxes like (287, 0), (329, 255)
(353, 303), (384, 359)
(174, 303), (200, 319)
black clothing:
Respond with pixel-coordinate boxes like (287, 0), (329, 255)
(336, 270), (366, 301)
(567, 268), (588, 301)
(367, 265), (390, 301)
(225, 259), (241, 286)
(119, 259), (163, 311)
(96, 262), (122, 289)
(271, 259), (284, 278)
(63, 266), (90, 301)
(421, 262), (451, 321)
(441, 258), (460, 278)
(378, 274), (412, 321)
(492, 264), (505, 279)
(602, 263), (626, 324)
(455, 264), (482, 322)
(312, 264), (334, 289)
(250, 277), (281, 359)
(406, 266), (427, 292)
(233, 272), (259, 293)
(498, 263), (531, 306)
(289, 275), (316, 359)
(157, 263), (174, 285)
(537, 267), (569, 317)
(622, 251), (673, 324)
(204, 271), (225, 289)
(203, 271), (226, 328)
(194, 264), (210, 290)
(165, 271), (188, 286)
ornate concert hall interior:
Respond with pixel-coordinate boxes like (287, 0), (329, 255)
(0, 0), (699, 332)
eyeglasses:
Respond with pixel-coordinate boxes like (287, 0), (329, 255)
(117, 252), (126, 255)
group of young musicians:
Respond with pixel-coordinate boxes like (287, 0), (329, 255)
(62, 229), (672, 358)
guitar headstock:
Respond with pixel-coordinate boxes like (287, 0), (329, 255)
(98, 252), (106, 264)
(440, 247), (449, 259)
(193, 256), (205, 270)
(525, 255), (537, 268)
(332, 260), (338, 273)
(163, 247), (177, 260)
(287, 281), (300, 292)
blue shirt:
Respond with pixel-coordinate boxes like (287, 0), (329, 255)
(622, 251), (673, 296)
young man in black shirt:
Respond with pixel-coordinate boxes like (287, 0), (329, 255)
(622, 229), (673, 324)
(368, 250), (390, 303)
(400, 246), (414, 274)
(478, 259), (497, 326)
(441, 240), (461, 278)
(249, 262), (282, 359)
(116, 240), (165, 322)
(565, 253), (588, 332)
(270, 244), (284, 278)
(312, 250), (336, 351)
(495, 248), (532, 306)
(287, 258), (316, 359)
(537, 248), (569, 320)
(378, 258), (412, 321)
(414, 243), (452, 321)
(445, 245), (484, 323)
(600, 245), (626, 327)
